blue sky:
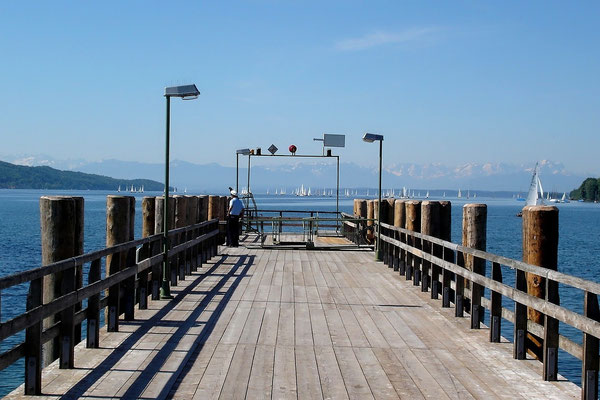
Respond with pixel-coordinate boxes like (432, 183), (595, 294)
(1, 1), (599, 174)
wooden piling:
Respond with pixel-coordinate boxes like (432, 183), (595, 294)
(106, 195), (133, 332)
(208, 195), (220, 220)
(123, 197), (136, 321)
(367, 200), (375, 244)
(173, 196), (188, 283)
(355, 199), (367, 244)
(421, 201), (440, 294)
(405, 200), (421, 284)
(154, 196), (175, 234)
(522, 205), (559, 376)
(141, 197), (157, 302)
(374, 199), (389, 264)
(462, 204), (487, 329)
(198, 195), (209, 222)
(393, 199), (406, 273)
(187, 196), (199, 272)
(439, 201), (454, 307)
(39, 196), (82, 371)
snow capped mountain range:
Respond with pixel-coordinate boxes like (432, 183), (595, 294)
(0, 154), (587, 193)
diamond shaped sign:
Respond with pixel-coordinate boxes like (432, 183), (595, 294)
(268, 144), (278, 155)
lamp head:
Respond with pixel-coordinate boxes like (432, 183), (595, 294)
(362, 133), (384, 143)
(165, 84), (200, 99)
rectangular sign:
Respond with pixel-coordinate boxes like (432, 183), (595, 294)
(323, 134), (345, 148)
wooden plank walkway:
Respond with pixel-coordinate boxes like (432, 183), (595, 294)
(7, 234), (580, 399)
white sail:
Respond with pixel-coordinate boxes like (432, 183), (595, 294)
(525, 162), (544, 206)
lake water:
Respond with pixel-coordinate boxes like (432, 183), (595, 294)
(1, 189), (599, 396)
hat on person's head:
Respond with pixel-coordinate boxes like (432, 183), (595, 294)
(230, 190), (238, 197)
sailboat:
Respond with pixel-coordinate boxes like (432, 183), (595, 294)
(525, 162), (544, 206)
(457, 189), (462, 198)
(561, 192), (570, 203)
(518, 162), (544, 216)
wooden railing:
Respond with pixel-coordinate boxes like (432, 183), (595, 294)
(373, 220), (600, 399)
(0, 219), (219, 395)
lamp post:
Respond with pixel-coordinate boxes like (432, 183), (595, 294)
(236, 148), (251, 194)
(161, 84), (200, 299)
(362, 132), (384, 261)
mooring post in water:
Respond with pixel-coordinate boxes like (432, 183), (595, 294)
(421, 201), (440, 295)
(462, 203), (487, 329)
(355, 199), (367, 244)
(141, 196), (156, 303)
(37, 196), (83, 378)
(405, 200), (421, 284)
(439, 201), (453, 307)
(106, 195), (134, 331)
(367, 199), (375, 245)
(522, 205), (559, 379)
(393, 199), (406, 273)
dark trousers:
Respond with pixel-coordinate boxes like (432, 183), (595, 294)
(227, 215), (240, 247)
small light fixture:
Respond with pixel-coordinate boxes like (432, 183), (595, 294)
(362, 132), (384, 143)
(164, 84), (200, 100)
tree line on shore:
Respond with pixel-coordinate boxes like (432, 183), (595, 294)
(569, 178), (600, 202)
(0, 160), (163, 190)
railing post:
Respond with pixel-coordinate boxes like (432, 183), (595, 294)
(514, 263), (527, 359)
(406, 200), (421, 285)
(59, 261), (76, 369)
(87, 258), (101, 348)
(421, 201), (440, 294)
(583, 291), (600, 400)
(439, 201), (453, 307)
(463, 204), (487, 329)
(455, 250), (465, 318)
(25, 277), (42, 395)
(490, 262), (502, 343)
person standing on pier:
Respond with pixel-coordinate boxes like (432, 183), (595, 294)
(227, 190), (244, 247)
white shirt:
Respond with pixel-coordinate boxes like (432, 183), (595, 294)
(229, 197), (244, 216)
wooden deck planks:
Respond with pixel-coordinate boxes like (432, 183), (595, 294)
(9, 235), (581, 400)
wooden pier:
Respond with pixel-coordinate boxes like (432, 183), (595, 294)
(3, 196), (600, 399)
(5, 234), (580, 399)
